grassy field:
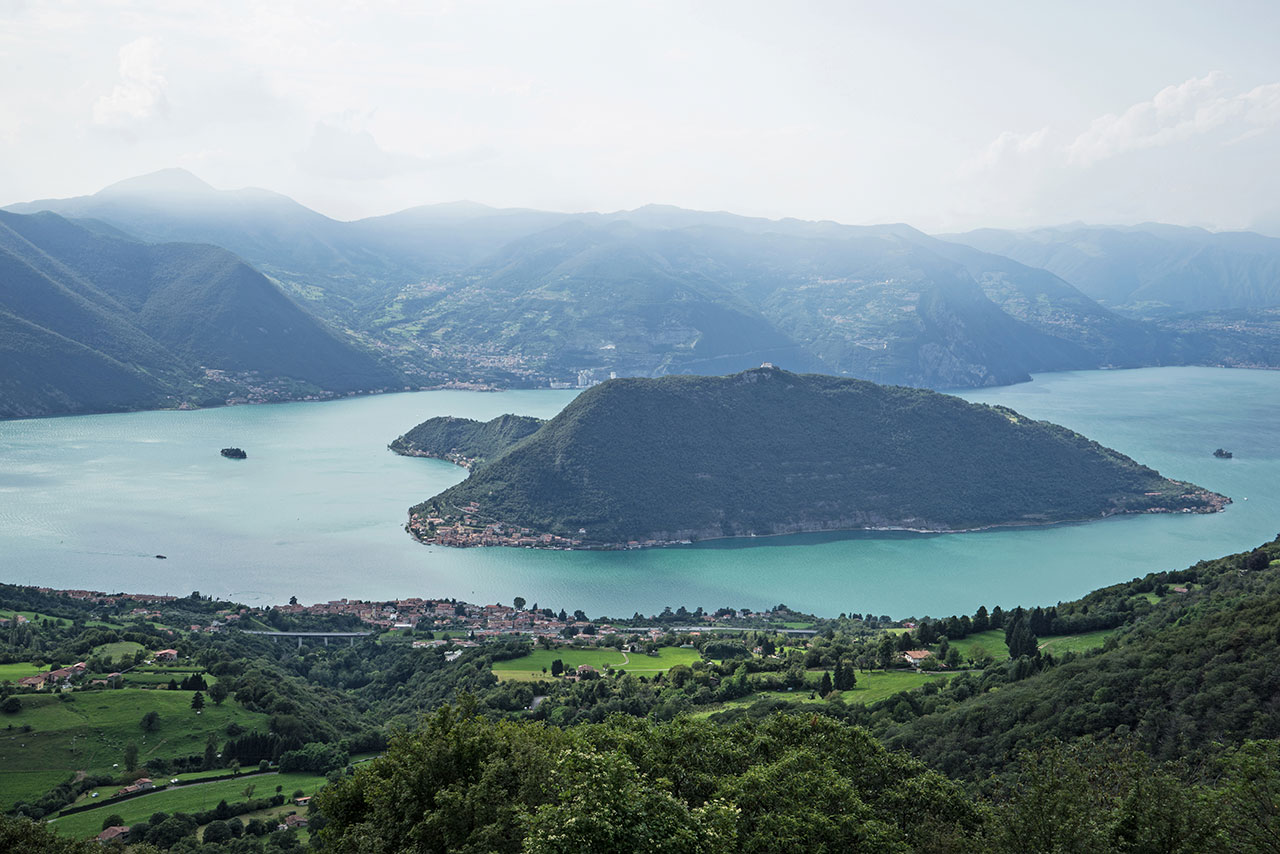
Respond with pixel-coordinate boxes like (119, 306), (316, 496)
(0, 689), (269, 810)
(1038, 629), (1116, 655)
(694, 670), (952, 718)
(91, 641), (144, 665)
(0, 661), (45, 681)
(0, 609), (69, 627)
(492, 646), (702, 681)
(948, 630), (1010, 662)
(122, 668), (213, 688)
(51, 771), (330, 838)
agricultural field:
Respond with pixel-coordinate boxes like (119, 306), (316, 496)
(695, 669), (952, 718)
(91, 641), (145, 664)
(0, 661), (46, 681)
(1038, 628), (1116, 655)
(0, 609), (69, 627)
(492, 645), (701, 681)
(122, 667), (214, 688)
(948, 629), (1010, 662)
(0, 688), (268, 810)
(51, 771), (330, 839)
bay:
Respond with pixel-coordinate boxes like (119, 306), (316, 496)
(0, 366), (1276, 619)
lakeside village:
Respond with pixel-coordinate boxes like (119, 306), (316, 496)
(408, 500), (681, 549)
(6, 585), (862, 666)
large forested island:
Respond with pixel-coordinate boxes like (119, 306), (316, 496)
(404, 367), (1227, 548)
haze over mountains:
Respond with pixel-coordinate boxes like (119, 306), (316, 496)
(5, 169), (1280, 416)
(0, 208), (395, 418)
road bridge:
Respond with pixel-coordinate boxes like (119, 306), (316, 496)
(244, 630), (373, 647)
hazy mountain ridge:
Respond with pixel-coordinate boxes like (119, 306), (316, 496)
(10, 171), (1280, 399)
(411, 367), (1224, 546)
(944, 223), (1280, 316)
(0, 210), (397, 417)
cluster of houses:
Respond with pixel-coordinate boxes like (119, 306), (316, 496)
(269, 596), (676, 644)
(407, 503), (585, 549)
(16, 661), (88, 689)
(29, 587), (177, 607)
(114, 777), (155, 797)
(406, 503), (677, 550)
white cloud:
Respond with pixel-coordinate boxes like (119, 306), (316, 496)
(93, 37), (168, 127)
(965, 126), (1052, 174)
(1065, 73), (1280, 166)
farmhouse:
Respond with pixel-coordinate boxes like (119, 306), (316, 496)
(902, 650), (933, 668)
(97, 825), (131, 843)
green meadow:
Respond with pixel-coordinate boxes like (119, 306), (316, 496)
(51, 771), (330, 839)
(91, 641), (145, 664)
(1037, 628), (1116, 655)
(948, 629), (1010, 662)
(0, 689), (268, 810)
(492, 646), (701, 681)
(695, 669), (953, 718)
(0, 661), (46, 681)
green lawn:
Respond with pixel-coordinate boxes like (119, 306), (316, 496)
(51, 771), (330, 839)
(838, 670), (952, 705)
(0, 609), (69, 627)
(122, 669), (210, 688)
(91, 641), (144, 665)
(0, 689), (268, 811)
(695, 670), (952, 718)
(1038, 629), (1116, 655)
(948, 630), (1010, 662)
(0, 661), (45, 681)
(492, 646), (702, 681)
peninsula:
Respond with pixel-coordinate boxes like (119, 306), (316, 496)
(402, 367), (1228, 549)
(390, 414), (544, 469)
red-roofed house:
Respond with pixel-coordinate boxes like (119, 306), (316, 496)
(902, 650), (933, 668)
(97, 825), (131, 843)
(154, 649), (178, 662)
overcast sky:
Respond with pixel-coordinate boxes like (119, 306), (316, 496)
(3, 0), (1280, 233)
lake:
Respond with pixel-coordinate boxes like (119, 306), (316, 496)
(1, 366), (1277, 619)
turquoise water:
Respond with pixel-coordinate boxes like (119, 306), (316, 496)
(1, 367), (1276, 618)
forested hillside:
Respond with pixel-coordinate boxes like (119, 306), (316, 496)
(0, 210), (398, 417)
(5, 537), (1280, 852)
(419, 367), (1224, 544)
(390, 413), (545, 467)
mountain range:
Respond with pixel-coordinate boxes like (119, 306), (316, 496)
(0, 209), (395, 418)
(6, 169), (1280, 416)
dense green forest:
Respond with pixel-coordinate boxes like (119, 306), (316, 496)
(390, 414), (545, 467)
(5, 535), (1280, 851)
(418, 367), (1223, 544)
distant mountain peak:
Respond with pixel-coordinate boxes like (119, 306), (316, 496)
(98, 168), (216, 197)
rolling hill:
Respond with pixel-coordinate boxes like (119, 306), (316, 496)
(409, 367), (1225, 546)
(0, 210), (397, 417)
(944, 222), (1280, 315)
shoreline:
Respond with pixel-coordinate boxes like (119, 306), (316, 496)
(7, 362), (1278, 424)
(406, 487), (1231, 551)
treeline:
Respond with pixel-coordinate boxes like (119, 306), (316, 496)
(309, 702), (1280, 854)
(391, 413), (545, 467)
